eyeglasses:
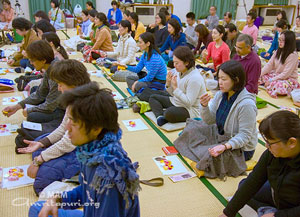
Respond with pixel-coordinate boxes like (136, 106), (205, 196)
(261, 134), (282, 146)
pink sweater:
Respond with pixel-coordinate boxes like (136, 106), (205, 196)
(242, 25), (258, 45)
(261, 51), (299, 81)
(206, 41), (230, 70)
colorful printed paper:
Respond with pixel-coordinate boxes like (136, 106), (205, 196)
(153, 156), (188, 175)
(122, 119), (148, 131)
(2, 165), (34, 189)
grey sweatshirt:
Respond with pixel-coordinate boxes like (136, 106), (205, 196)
(200, 88), (257, 151)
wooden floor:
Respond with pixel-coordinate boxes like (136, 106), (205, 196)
(0, 26), (298, 217)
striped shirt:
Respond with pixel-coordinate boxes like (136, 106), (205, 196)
(127, 51), (167, 82)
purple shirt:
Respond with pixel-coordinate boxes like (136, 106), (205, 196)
(233, 50), (261, 94)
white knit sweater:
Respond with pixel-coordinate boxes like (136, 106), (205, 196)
(40, 114), (76, 162)
(106, 33), (137, 65)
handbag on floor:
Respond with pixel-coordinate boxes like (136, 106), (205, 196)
(14, 74), (43, 91)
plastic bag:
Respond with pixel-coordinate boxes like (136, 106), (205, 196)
(73, 4), (82, 17)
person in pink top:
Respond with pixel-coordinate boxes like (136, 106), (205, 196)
(201, 25), (230, 75)
(260, 30), (300, 98)
(242, 12), (258, 45)
(0, 0), (14, 25)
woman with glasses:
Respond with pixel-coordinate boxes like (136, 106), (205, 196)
(220, 110), (300, 217)
(260, 30), (300, 98)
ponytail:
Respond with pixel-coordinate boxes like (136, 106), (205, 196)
(57, 45), (69, 60)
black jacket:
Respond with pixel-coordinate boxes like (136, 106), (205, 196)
(224, 149), (300, 217)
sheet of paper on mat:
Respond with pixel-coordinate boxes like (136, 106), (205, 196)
(2, 96), (22, 105)
(122, 119), (149, 131)
(22, 121), (42, 131)
(88, 70), (104, 77)
(112, 91), (123, 101)
(0, 68), (14, 74)
(169, 172), (196, 183)
(153, 155), (189, 175)
(0, 124), (18, 136)
(1, 165), (35, 189)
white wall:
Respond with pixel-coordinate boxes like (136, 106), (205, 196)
(95, 0), (191, 23)
(11, 0), (30, 20)
(236, 0), (254, 20)
(17, 0), (300, 25)
(96, 0), (112, 14)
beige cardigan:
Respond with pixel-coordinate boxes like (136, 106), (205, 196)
(39, 114), (76, 162)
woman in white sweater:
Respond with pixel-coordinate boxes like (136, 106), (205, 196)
(149, 46), (206, 126)
(17, 60), (91, 177)
(101, 20), (137, 69)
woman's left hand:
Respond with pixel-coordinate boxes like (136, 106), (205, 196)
(208, 145), (226, 157)
(171, 75), (178, 89)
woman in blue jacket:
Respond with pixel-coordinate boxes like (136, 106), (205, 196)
(160, 18), (186, 67)
(119, 32), (167, 92)
(28, 82), (140, 217)
(107, 0), (122, 29)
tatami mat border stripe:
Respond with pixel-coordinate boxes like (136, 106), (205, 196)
(60, 30), (70, 39)
(257, 96), (279, 109)
(92, 63), (242, 217)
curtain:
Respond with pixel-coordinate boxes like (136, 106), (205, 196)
(29, 0), (96, 22)
(254, 0), (288, 5)
(191, 0), (238, 20)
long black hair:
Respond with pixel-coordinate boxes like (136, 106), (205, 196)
(275, 30), (296, 64)
(129, 12), (139, 25)
(34, 10), (50, 22)
(95, 12), (110, 27)
(214, 25), (227, 41)
(50, 0), (59, 8)
(140, 32), (160, 60)
(119, 20), (131, 33)
(86, 1), (95, 9)
(168, 18), (181, 40)
(42, 32), (69, 60)
(157, 12), (167, 26)
(34, 19), (56, 34)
